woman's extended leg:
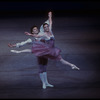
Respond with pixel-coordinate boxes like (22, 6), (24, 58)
(60, 58), (80, 70)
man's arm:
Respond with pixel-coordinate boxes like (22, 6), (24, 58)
(8, 38), (32, 48)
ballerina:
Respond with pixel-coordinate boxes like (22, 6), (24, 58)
(10, 11), (80, 70)
(9, 11), (80, 89)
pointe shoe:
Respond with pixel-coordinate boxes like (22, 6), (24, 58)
(71, 64), (80, 70)
(46, 83), (54, 87)
(11, 50), (20, 53)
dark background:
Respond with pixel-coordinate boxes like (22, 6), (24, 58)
(0, 1), (100, 17)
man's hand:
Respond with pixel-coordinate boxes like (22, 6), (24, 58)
(8, 43), (15, 48)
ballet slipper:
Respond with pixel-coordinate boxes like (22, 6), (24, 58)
(71, 64), (80, 70)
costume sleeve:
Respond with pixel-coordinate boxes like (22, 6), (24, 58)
(16, 38), (32, 48)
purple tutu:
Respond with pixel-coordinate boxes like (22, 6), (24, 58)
(32, 38), (61, 60)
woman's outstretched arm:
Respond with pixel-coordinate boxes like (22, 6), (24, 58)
(48, 11), (52, 31)
(11, 49), (31, 53)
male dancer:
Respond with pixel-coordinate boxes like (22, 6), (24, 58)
(8, 12), (54, 89)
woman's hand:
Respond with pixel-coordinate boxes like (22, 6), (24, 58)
(48, 11), (52, 17)
(25, 32), (32, 36)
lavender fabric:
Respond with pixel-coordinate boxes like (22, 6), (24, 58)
(32, 37), (61, 60)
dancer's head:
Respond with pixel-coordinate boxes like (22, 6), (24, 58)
(31, 26), (39, 34)
(43, 23), (49, 32)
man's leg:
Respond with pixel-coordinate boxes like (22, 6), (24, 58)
(38, 56), (48, 89)
(41, 57), (54, 87)
(38, 56), (54, 89)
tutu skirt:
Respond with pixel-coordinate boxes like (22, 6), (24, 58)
(32, 38), (61, 60)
